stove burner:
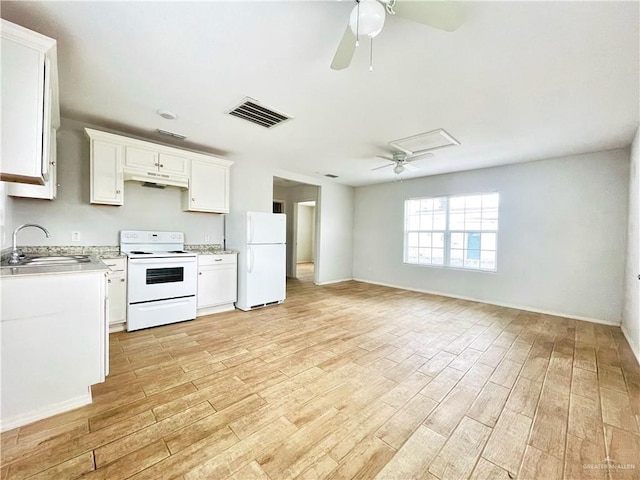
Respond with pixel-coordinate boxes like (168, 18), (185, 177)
(130, 251), (152, 254)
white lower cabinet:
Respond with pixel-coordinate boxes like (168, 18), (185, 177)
(0, 271), (108, 432)
(103, 257), (127, 331)
(197, 254), (237, 316)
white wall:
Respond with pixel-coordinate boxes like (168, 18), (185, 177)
(296, 204), (315, 263)
(353, 149), (630, 324)
(5, 118), (225, 247)
(622, 127), (640, 361)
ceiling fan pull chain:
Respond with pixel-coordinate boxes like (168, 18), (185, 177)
(369, 37), (374, 72)
(355, 1), (360, 47)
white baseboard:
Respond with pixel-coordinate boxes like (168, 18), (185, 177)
(621, 323), (640, 365)
(109, 323), (126, 333)
(315, 278), (354, 286)
(0, 391), (92, 433)
(353, 277), (620, 327)
(197, 304), (235, 317)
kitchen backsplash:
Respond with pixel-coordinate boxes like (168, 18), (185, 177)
(1, 244), (226, 260)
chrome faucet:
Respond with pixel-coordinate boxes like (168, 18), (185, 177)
(8, 224), (51, 264)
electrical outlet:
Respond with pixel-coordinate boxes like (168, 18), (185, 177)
(71, 231), (81, 242)
(204, 234), (211, 242)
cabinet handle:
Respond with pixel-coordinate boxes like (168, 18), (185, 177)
(108, 279), (111, 283)
(199, 272), (202, 275)
(154, 163), (159, 167)
(160, 164), (164, 168)
(192, 198), (196, 201)
(120, 278), (125, 282)
(51, 161), (56, 166)
(116, 190), (121, 194)
(215, 258), (222, 262)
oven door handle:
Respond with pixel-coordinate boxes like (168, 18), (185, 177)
(129, 257), (196, 265)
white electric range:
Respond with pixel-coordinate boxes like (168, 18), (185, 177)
(120, 230), (197, 332)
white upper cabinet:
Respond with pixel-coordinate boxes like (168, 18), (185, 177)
(124, 147), (189, 177)
(86, 129), (124, 205)
(1, 20), (59, 186)
(184, 159), (231, 214)
(85, 128), (232, 212)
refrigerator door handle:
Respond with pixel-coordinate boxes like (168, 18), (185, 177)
(248, 246), (254, 273)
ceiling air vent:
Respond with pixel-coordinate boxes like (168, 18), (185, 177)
(389, 128), (460, 155)
(227, 97), (292, 129)
(156, 129), (186, 140)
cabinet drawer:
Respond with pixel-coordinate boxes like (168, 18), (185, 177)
(198, 254), (236, 266)
(102, 257), (126, 271)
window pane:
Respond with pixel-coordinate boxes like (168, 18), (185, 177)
(433, 233), (444, 248)
(408, 215), (420, 231)
(451, 233), (464, 249)
(481, 250), (496, 270)
(408, 232), (419, 247)
(466, 214), (481, 230)
(419, 232), (432, 248)
(407, 247), (418, 263)
(433, 197), (447, 213)
(433, 213), (446, 230)
(421, 198), (434, 212)
(481, 233), (496, 251)
(450, 213), (465, 230)
(450, 249), (463, 267)
(420, 214), (433, 230)
(407, 200), (420, 215)
(450, 196), (465, 211)
(464, 252), (480, 268)
(418, 248), (431, 264)
(466, 232), (481, 252)
(465, 195), (482, 209)
(482, 217), (498, 231)
(432, 248), (444, 265)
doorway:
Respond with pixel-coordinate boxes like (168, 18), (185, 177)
(295, 201), (316, 280)
(273, 176), (320, 282)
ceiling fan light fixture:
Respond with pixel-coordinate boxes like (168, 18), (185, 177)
(393, 164), (405, 175)
(350, 0), (386, 38)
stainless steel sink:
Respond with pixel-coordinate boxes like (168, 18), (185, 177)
(3, 255), (93, 266)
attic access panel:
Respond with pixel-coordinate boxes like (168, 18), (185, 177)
(227, 97), (292, 129)
(389, 128), (460, 155)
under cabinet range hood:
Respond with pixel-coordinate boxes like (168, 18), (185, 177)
(123, 170), (188, 189)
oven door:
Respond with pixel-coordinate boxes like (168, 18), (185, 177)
(127, 256), (197, 303)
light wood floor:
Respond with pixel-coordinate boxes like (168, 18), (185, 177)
(2, 276), (639, 480)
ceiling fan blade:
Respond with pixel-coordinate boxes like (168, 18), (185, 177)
(371, 163), (394, 171)
(404, 163), (420, 172)
(392, 0), (466, 32)
(330, 25), (357, 70)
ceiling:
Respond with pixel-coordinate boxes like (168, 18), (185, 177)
(2, 1), (638, 187)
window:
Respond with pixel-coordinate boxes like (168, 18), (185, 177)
(404, 192), (499, 271)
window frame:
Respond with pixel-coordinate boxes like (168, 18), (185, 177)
(403, 192), (499, 272)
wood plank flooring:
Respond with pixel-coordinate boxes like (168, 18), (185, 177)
(2, 269), (639, 479)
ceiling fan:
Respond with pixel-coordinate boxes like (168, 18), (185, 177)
(372, 150), (434, 175)
(331, 0), (466, 71)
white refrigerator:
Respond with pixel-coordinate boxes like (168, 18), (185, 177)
(225, 212), (287, 311)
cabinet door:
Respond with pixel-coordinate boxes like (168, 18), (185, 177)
(91, 140), (123, 205)
(124, 146), (158, 172)
(159, 153), (189, 176)
(198, 264), (237, 308)
(187, 160), (229, 213)
(0, 35), (46, 183)
(107, 271), (127, 325)
(7, 126), (57, 200)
